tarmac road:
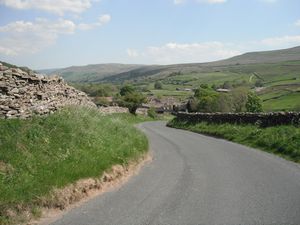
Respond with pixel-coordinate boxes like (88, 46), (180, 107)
(52, 121), (300, 225)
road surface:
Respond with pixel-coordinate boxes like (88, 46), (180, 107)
(52, 121), (300, 225)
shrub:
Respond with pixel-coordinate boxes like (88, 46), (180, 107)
(147, 107), (157, 119)
(154, 81), (163, 90)
(246, 92), (263, 112)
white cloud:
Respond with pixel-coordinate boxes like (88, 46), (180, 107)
(295, 20), (300, 27)
(126, 34), (300, 64)
(0, 0), (95, 15)
(261, 35), (300, 47)
(0, 18), (76, 56)
(0, 18), (76, 34)
(78, 14), (111, 30)
(0, 15), (110, 56)
(127, 49), (139, 57)
(0, 46), (17, 56)
(130, 42), (240, 64)
(99, 14), (111, 24)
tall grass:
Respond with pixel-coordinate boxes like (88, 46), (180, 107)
(0, 107), (148, 224)
(168, 119), (300, 163)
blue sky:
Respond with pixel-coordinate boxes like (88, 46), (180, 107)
(0, 0), (300, 69)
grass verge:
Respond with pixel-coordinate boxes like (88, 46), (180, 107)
(168, 119), (300, 163)
(0, 107), (149, 224)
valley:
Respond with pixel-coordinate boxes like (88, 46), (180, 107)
(39, 46), (300, 112)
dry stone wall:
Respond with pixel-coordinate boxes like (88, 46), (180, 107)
(174, 112), (300, 127)
(98, 106), (129, 114)
(0, 63), (96, 119)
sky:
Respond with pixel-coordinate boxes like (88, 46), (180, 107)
(0, 0), (300, 69)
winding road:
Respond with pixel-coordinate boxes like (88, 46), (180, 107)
(52, 121), (300, 225)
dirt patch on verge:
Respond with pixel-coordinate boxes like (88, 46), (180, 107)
(4, 153), (151, 225)
(0, 161), (14, 175)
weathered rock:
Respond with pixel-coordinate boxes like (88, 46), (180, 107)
(0, 67), (96, 119)
(10, 88), (19, 94)
(0, 65), (8, 71)
(4, 69), (12, 74)
(0, 105), (10, 111)
(99, 106), (129, 114)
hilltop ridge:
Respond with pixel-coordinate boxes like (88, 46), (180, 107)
(38, 46), (300, 83)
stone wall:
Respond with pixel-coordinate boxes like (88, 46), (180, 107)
(174, 112), (300, 127)
(0, 63), (96, 119)
(98, 106), (129, 114)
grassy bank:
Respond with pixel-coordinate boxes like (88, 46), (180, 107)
(168, 119), (300, 163)
(0, 107), (149, 224)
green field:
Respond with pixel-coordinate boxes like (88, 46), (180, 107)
(72, 61), (300, 111)
(149, 89), (193, 98)
(39, 46), (300, 112)
(133, 61), (300, 111)
(263, 92), (300, 111)
(62, 59), (300, 112)
(0, 107), (149, 224)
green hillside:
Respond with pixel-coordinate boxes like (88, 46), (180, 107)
(0, 61), (33, 74)
(41, 46), (300, 83)
(138, 60), (300, 111)
(43, 63), (145, 82)
(8, 46), (300, 112)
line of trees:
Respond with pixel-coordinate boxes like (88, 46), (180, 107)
(72, 83), (117, 97)
(187, 86), (262, 113)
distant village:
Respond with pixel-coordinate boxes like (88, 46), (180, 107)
(96, 87), (232, 115)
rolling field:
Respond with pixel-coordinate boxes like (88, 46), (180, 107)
(37, 46), (300, 112)
(136, 61), (300, 111)
(262, 91), (300, 111)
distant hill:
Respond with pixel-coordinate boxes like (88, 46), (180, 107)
(0, 60), (33, 74)
(39, 46), (300, 83)
(38, 68), (61, 75)
(40, 64), (145, 82)
(216, 46), (300, 65)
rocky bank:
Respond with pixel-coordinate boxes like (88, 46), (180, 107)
(0, 63), (96, 119)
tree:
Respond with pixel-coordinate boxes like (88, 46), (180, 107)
(147, 107), (157, 119)
(120, 85), (135, 96)
(154, 81), (163, 90)
(194, 87), (219, 112)
(200, 84), (209, 89)
(255, 80), (264, 87)
(187, 98), (199, 112)
(246, 92), (263, 112)
(197, 95), (219, 112)
(230, 87), (249, 112)
(72, 83), (117, 97)
(216, 94), (233, 112)
(118, 85), (146, 114)
(94, 97), (110, 106)
(222, 81), (232, 89)
(211, 84), (217, 90)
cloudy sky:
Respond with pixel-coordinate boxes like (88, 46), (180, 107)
(0, 0), (300, 69)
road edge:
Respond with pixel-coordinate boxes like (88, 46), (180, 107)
(30, 152), (152, 225)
